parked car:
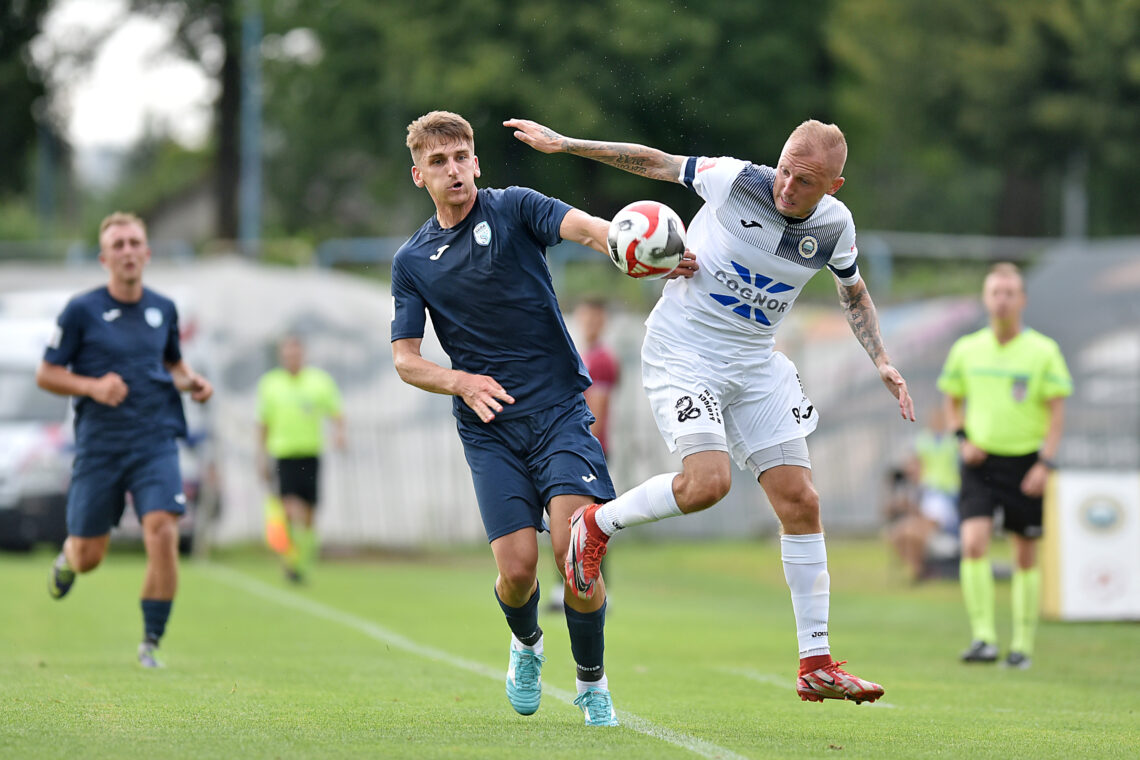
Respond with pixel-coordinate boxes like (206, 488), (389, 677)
(0, 318), (72, 551)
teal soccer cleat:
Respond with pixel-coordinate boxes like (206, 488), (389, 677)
(505, 645), (544, 715)
(573, 686), (619, 726)
(48, 553), (75, 600)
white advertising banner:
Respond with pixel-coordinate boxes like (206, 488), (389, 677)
(1042, 470), (1140, 621)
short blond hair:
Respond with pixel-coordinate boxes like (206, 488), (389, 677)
(99, 211), (147, 238)
(406, 111), (474, 162)
(786, 119), (847, 177)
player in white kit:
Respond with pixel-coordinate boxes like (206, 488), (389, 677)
(506, 117), (915, 705)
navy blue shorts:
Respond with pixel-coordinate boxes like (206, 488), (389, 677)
(456, 395), (616, 542)
(66, 441), (186, 538)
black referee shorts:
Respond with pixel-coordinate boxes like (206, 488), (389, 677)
(958, 452), (1042, 538)
(275, 456), (321, 506)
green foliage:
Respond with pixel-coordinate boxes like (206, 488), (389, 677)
(1, 541), (1136, 759)
(261, 0), (836, 236)
(0, 0), (51, 196)
(829, 0), (1140, 235)
(0, 198), (42, 241)
(91, 137), (212, 240)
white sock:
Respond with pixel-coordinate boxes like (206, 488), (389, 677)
(511, 633), (544, 656)
(576, 674), (609, 694)
(594, 473), (682, 536)
(781, 533), (830, 658)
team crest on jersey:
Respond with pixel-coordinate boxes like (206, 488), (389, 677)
(798, 235), (819, 259)
(1011, 376), (1028, 402)
(145, 307), (164, 328)
(473, 221), (492, 246)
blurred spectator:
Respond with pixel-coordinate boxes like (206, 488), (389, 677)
(885, 408), (961, 583)
(550, 298), (621, 611)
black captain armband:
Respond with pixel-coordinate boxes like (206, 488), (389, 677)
(1038, 456), (1058, 470)
(954, 428), (967, 442)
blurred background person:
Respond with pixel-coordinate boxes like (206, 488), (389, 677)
(38, 212), (213, 668)
(885, 407), (961, 583)
(256, 335), (346, 583)
(938, 262), (1071, 669)
(576, 298), (621, 458)
(550, 297), (621, 611)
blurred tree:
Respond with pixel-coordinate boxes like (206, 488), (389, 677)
(830, 0), (1140, 236)
(129, 0), (241, 240)
(0, 0), (52, 197)
(260, 0), (836, 237)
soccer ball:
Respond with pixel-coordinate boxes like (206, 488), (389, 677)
(606, 200), (687, 279)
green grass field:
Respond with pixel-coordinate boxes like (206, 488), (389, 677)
(2, 539), (1136, 759)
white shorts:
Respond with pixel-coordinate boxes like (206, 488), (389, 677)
(641, 331), (818, 471)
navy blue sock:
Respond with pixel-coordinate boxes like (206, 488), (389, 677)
(141, 599), (173, 644)
(564, 600), (606, 681)
(495, 582), (542, 646)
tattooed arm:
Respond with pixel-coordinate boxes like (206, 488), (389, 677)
(504, 118), (685, 183)
(837, 276), (916, 422)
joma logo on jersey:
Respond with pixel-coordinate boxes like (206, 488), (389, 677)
(709, 262), (795, 325)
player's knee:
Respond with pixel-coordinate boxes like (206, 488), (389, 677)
(71, 542), (106, 573)
(142, 514), (179, 548)
(497, 561), (537, 594)
(676, 469), (732, 513)
(776, 483), (821, 532)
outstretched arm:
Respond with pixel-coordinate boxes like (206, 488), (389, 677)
(836, 276), (916, 422)
(505, 119), (686, 183)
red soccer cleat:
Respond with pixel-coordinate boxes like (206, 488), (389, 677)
(797, 660), (884, 705)
(565, 505), (609, 600)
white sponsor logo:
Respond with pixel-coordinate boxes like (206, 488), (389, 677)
(102, 309), (122, 322)
(145, 307), (163, 328)
(430, 244), (450, 261)
(174, 493), (187, 505)
(473, 221), (492, 246)
(581, 474), (597, 483)
(48, 325), (62, 349)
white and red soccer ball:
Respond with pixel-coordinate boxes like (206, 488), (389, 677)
(606, 200), (687, 279)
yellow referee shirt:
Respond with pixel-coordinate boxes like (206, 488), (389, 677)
(937, 327), (1071, 456)
(257, 367), (342, 459)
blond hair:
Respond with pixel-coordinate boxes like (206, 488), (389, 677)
(99, 211), (147, 238)
(406, 111), (474, 161)
(786, 119), (847, 177)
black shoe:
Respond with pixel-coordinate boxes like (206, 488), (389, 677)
(284, 567), (305, 584)
(1003, 651), (1031, 669)
(960, 640), (999, 663)
(48, 553), (76, 599)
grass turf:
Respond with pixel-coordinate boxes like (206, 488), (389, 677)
(1, 538), (1136, 759)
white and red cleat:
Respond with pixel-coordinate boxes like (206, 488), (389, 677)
(797, 660), (884, 705)
(565, 505), (609, 600)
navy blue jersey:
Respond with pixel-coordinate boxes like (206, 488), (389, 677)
(391, 186), (590, 420)
(43, 286), (188, 452)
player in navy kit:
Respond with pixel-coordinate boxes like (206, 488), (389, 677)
(507, 117), (915, 705)
(37, 212), (213, 668)
(391, 111), (693, 726)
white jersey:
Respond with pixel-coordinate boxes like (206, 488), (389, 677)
(646, 156), (860, 358)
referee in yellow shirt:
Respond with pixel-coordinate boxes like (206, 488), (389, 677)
(257, 335), (346, 582)
(937, 263), (1071, 669)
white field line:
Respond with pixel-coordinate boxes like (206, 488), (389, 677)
(722, 667), (899, 709)
(204, 564), (750, 760)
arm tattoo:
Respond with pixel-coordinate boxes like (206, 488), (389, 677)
(564, 139), (682, 182)
(837, 279), (888, 367)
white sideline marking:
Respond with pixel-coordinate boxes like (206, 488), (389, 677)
(205, 564), (749, 760)
(724, 668), (898, 709)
